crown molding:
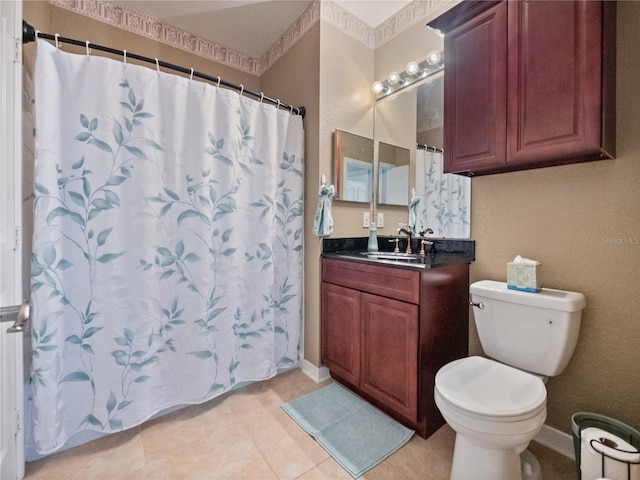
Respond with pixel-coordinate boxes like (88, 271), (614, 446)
(260, 1), (321, 74)
(320, 1), (374, 49)
(374, 0), (452, 48)
(48, 0), (263, 75)
(47, 0), (449, 76)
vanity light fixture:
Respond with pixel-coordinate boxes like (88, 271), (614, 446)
(372, 50), (444, 100)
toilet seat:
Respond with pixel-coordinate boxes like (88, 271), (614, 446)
(435, 356), (547, 420)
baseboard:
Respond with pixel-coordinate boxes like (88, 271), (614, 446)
(534, 424), (575, 460)
(300, 359), (331, 383)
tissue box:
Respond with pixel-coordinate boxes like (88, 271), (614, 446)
(507, 262), (541, 292)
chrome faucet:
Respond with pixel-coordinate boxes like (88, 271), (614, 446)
(419, 227), (434, 237)
(397, 227), (413, 254)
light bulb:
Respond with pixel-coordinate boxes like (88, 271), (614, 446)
(387, 71), (400, 85)
(426, 49), (442, 66)
(405, 61), (420, 76)
(371, 81), (385, 94)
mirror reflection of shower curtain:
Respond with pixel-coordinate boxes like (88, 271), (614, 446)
(29, 39), (304, 455)
(415, 149), (470, 238)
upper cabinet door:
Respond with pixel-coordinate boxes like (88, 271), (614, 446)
(506, 1), (604, 165)
(442, 2), (507, 174)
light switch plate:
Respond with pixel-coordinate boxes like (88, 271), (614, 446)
(363, 212), (370, 228)
(377, 213), (384, 228)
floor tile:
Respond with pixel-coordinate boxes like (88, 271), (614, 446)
(24, 367), (577, 480)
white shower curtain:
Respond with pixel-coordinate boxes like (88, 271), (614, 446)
(415, 149), (470, 238)
(29, 39), (304, 455)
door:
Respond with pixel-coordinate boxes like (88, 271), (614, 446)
(1, 0), (26, 478)
(321, 282), (361, 386)
(360, 292), (419, 422)
(443, 1), (507, 174)
(506, 0), (604, 165)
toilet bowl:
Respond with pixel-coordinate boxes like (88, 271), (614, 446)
(435, 356), (547, 480)
(434, 280), (586, 480)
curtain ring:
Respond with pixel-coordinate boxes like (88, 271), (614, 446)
(54, 33), (60, 50)
(239, 84), (244, 96)
(86, 41), (91, 57)
(35, 30), (40, 39)
(276, 99), (281, 110)
(259, 93), (264, 103)
(155, 58), (160, 74)
(190, 68), (194, 81)
(217, 76), (221, 88)
(290, 105), (294, 114)
(123, 49), (127, 64)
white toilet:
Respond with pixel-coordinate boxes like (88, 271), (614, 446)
(435, 280), (586, 480)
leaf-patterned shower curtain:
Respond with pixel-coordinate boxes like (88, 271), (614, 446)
(28, 39), (304, 455)
(415, 149), (470, 238)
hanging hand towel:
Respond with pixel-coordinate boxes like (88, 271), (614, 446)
(312, 175), (335, 236)
(408, 188), (420, 234)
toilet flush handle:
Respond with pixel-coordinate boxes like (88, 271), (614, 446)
(469, 301), (484, 309)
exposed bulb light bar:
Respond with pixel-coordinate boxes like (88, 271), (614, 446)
(371, 50), (444, 100)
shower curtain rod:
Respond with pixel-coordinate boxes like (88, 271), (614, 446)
(417, 143), (443, 154)
(21, 21), (306, 118)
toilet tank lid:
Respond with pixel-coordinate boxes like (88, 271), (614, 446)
(470, 280), (586, 312)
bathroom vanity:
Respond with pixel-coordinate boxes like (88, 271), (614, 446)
(320, 238), (473, 438)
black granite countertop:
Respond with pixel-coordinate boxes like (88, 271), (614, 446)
(322, 236), (475, 270)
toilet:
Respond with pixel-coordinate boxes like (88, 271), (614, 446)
(435, 280), (586, 480)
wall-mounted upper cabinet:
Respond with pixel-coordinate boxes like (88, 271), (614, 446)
(429, 0), (616, 176)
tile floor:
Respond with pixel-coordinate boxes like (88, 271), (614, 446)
(25, 368), (577, 480)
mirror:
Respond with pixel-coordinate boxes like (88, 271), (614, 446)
(416, 75), (444, 149)
(333, 129), (374, 203)
(378, 142), (410, 205)
(374, 72), (444, 207)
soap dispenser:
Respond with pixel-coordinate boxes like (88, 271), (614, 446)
(367, 225), (378, 252)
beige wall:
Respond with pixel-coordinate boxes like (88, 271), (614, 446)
(261, 22), (322, 370)
(470, 2), (640, 433)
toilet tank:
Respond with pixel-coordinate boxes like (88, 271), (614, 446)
(470, 280), (586, 377)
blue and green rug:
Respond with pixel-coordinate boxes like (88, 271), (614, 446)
(282, 383), (414, 478)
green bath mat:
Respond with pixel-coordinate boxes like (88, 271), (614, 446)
(282, 383), (414, 478)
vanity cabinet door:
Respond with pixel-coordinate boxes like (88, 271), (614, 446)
(321, 282), (361, 387)
(442, 1), (507, 174)
(360, 292), (419, 422)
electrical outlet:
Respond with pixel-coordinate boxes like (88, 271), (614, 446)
(363, 212), (370, 228)
(377, 213), (384, 228)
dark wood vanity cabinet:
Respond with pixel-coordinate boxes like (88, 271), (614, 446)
(429, 0), (616, 176)
(321, 257), (469, 438)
